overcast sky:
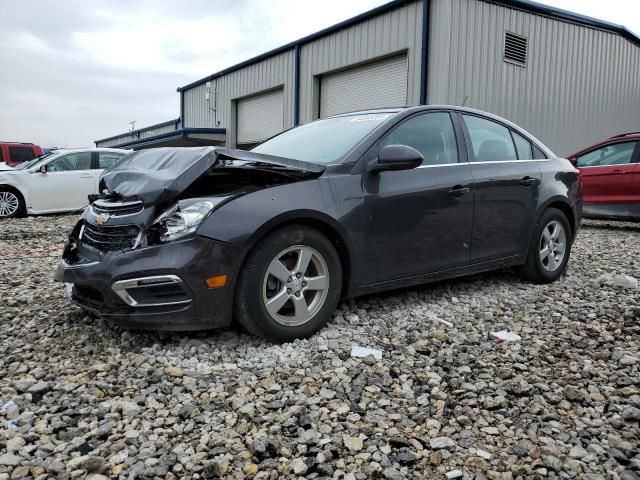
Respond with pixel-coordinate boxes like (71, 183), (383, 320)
(0, 0), (638, 148)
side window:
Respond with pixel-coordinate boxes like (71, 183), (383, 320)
(512, 131), (533, 160)
(575, 142), (637, 167)
(462, 115), (517, 162)
(379, 112), (458, 166)
(9, 146), (37, 163)
(47, 152), (92, 172)
(532, 144), (547, 159)
(98, 152), (124, 169)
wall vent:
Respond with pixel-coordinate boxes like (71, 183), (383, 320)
(504, 32), (528, 66)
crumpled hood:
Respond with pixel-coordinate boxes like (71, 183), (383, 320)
(100, 146), (325, 206)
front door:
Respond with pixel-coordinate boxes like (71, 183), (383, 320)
(29, 151), (97, 212)
(364, 111), (474, 282)
(459, 113), (542, 262)
(629, 162), (640, 219)
(575, 141), (638, 218)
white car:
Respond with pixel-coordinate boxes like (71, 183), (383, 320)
(0, 148), (128, 218)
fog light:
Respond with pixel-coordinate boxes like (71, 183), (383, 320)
(205, 275), (228, 288)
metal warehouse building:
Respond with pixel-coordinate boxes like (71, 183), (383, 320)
(95, 0), (640, 156)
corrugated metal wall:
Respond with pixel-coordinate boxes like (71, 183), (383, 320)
(299, 0), (423, 123)
(428, 0), (640, 155)
(96, 120), (178, 148)
(183, 50), (295, 138)
(182, 1), (423, 145)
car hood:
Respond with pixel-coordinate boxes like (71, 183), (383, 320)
(99, 146), (325, 207)
(0, 163), (15, 171)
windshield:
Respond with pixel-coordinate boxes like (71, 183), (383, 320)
(252, 113), (394, 164)
(18, 152), (56, 169)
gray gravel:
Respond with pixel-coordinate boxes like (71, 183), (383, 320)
(1, 214), (639, 480)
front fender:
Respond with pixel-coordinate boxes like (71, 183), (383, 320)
(0, 177), (29, 207)
(197, 174), (367, 287)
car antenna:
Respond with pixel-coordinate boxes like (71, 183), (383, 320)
(461, 96), (469, 107)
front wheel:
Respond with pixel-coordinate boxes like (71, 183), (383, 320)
(0, 189), (25, 219)
(234, 225), (342, 342)
(518, 208), (572, 283)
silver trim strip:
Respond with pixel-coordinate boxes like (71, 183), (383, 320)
(576, 164), (634, 169)
(416, 159), (551, 169)
(111, 275), (192, 307)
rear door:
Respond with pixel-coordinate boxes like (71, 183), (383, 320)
(459, 113), (542, 262)
(575, 141), (637, 218)
(364, 111), (474, 281)
(29, 151), (95, 212)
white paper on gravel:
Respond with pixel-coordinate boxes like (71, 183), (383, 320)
(490, 331), (521, 342)
(350, 346), (383, 359)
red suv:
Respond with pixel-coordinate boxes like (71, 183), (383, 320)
(0, 142), (45, 168)
(568, 133), (640, 221)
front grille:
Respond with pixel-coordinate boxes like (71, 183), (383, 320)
(81, 222), (141, 251)
(91, 200), (144, 217)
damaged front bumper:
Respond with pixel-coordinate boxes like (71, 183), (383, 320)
(55, 234), (245, 331)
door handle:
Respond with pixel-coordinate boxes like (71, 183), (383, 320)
(520, 176), (537, 187)
(79, 174), (93, 178)
(612, 169), (626, 174)
(448, 185), (470, 198)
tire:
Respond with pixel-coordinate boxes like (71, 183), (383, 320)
(234, 225), (342, 342)
(0, 188), (25, 219)
(518, 208), (572, 283)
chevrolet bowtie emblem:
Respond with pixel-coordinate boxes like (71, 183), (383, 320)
(95, 213), (110, 225)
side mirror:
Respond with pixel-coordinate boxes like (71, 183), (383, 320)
(371, 145), (423, 173)
(39, 164), (48, 174)
(567, 157), (577, 166)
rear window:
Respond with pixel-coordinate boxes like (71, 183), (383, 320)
(9, 146), (37, 163)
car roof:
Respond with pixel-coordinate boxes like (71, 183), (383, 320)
(47, 147), (128, 154)
(568, 132), (640, 157)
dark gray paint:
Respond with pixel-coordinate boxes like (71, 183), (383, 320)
(58, 106), (583, 331)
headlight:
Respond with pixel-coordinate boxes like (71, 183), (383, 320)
(152, 200), (215, 242)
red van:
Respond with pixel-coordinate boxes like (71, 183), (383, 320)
(0, 142), (45, 168)
(567, 133), (640, 221)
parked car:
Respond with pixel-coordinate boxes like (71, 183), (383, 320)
(0, 148), (127, 218)
(56, 106), (582, 341)
(567, 132), (640, 220)
(0, 142), (44, 168)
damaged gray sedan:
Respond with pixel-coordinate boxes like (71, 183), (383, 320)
(56, 106), (582, 341)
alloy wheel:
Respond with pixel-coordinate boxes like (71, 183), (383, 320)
(0, 191), (19, 218)
(262, 245), (330, 326)
(539, 220), (567, 272)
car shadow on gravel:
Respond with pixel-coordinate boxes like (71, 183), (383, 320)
(66, 266), (537, 349)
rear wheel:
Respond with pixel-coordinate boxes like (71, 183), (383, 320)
(234, 225), (342, 342)
(518, 208), (572, 283)
(0, 189), (25, 219)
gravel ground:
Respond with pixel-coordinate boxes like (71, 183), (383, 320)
(0, 214), (639, 480)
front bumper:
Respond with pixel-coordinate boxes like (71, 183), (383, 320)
(55, 236), (245, 331)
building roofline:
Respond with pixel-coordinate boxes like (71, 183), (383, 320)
(176, 0), (416, 92)
(488, 0), (640, 46)
(95, 118), (181, 143)
(96, 128), (226, 149)
(177, 0), (640, 94)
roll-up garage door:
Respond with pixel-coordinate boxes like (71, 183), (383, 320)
(237, 89), (284, 145)
(319, 54), (408, 118)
